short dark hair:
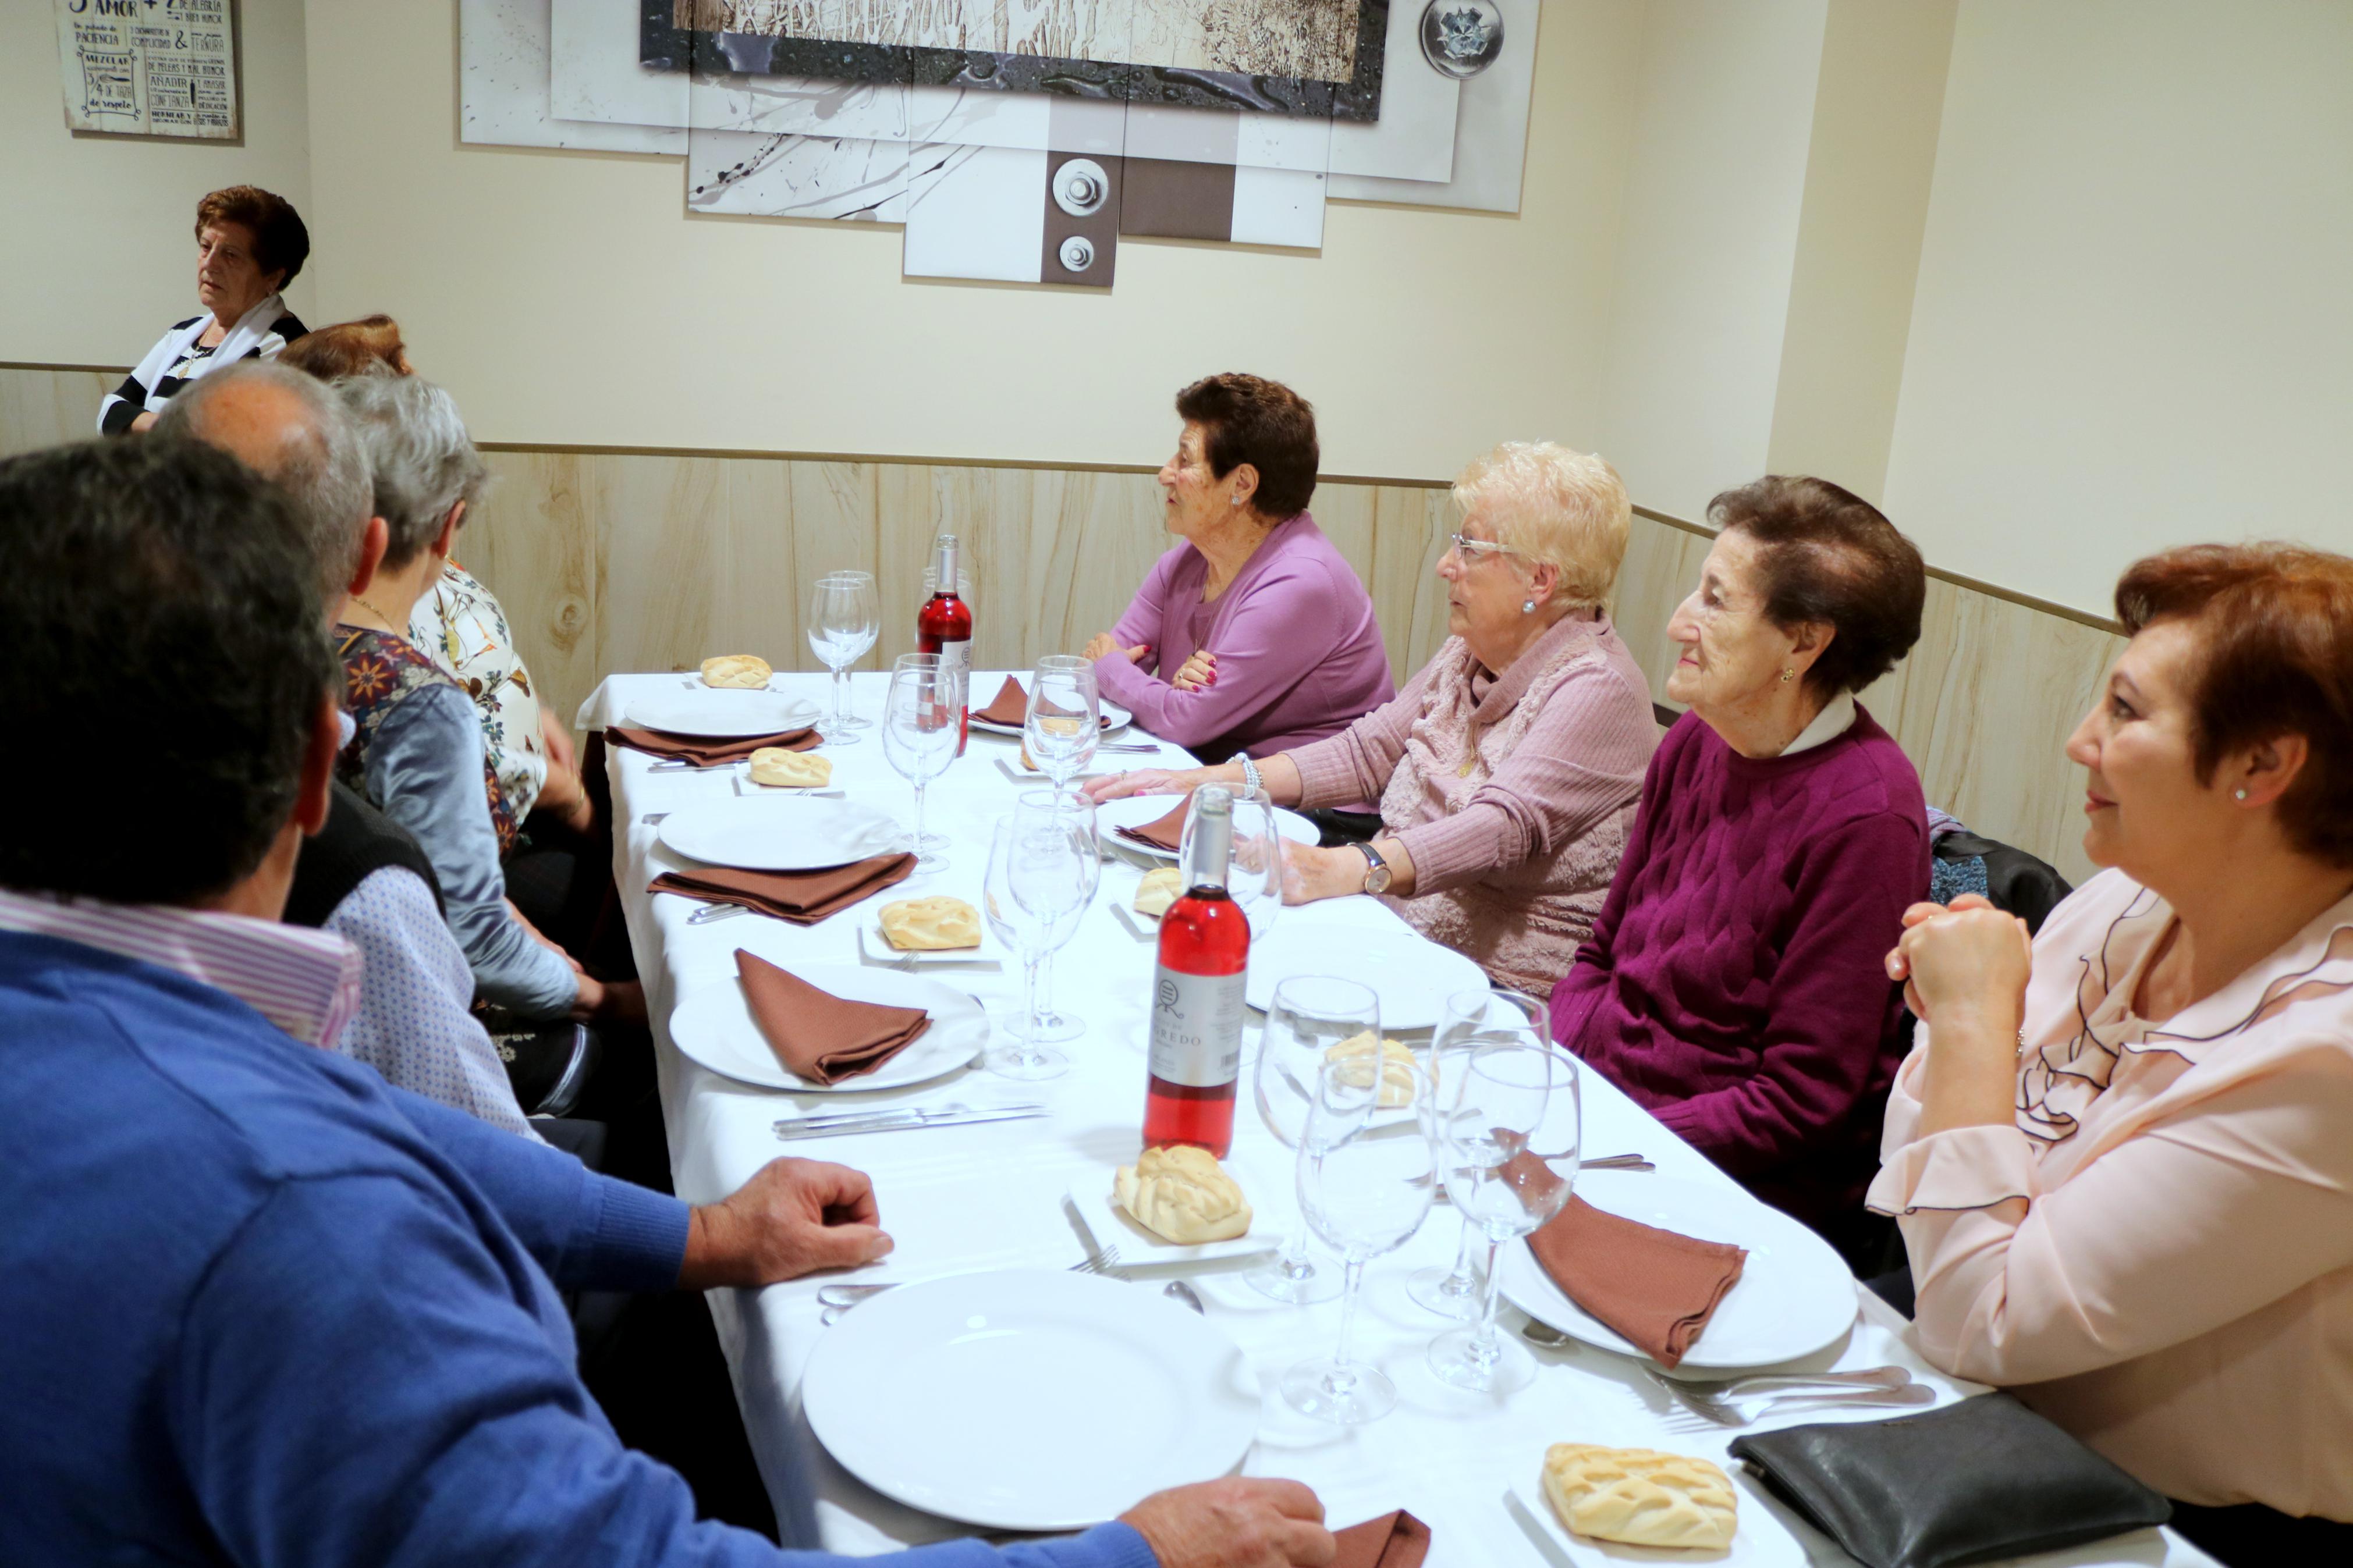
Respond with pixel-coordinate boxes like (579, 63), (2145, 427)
(277, 315), (406, 382)
(1708, 475), (1925, 698)
(195, 185), (310, 288)
(0, 439), (338, 905)
(2117, 543), (2353, 867)
(1174, 373), (1319, 520)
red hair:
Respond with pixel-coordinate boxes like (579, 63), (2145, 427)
(2116, 543), (2353, 867)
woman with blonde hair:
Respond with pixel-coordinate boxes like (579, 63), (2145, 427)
(1090, 440), (1658, 993)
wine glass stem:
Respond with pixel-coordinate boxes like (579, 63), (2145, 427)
(1333, 1258), (1365, 1372)
(1021, 952), (1044, 1050)
(1472, 1236), (1506, 1367)
(1445, 1214), (1478, 1292)
(1036, 950), (1056, 1018)
(1283, 1229), (1314, 1281)
(831, 665), (849, 727)
(911, 780), (927, 847)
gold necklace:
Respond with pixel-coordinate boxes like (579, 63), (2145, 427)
(350, 593), (399, 630)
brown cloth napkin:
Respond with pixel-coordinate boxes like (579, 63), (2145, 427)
(1114, 795), (1191, 851)
(1333, 1510), (1432, 1568)
(975, 675), (1030, 726)
(648, 855), (915, 925)
(607, 724), (819, 769)
(1527, 1193), (1748, 1369)
(734, 949), (932, 1085)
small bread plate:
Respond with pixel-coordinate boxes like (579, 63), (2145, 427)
(1065, 1176), (1279, 1267)
(856, 922), (1002, 972)
(667, 964), (986, 1093)
(1094, 796), (1320, 863)
(625, 689), (819, 738)
(1500, 1172), (1859, 1370)
(970, 698), (1133, 741)
(1242, 922), (1487, 1032)
(732, 771), (840, 798)
(1508, 1473), (1799, 1567)
(803, 1268), (1258, 1531)
(659, 797), (901, 872)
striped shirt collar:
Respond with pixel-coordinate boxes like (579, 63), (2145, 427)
(0, 887), (361, 1048)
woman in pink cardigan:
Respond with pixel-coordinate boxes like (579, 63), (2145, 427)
(1088, 442), (1658, 994)
(1880, 544), (2353, 1562)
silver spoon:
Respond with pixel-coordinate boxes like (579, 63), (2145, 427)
(1163, 1279), (1206, 1315)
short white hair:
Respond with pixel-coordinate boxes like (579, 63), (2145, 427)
(335, 374), (488, 570)
(1452, 442), (1631, 609)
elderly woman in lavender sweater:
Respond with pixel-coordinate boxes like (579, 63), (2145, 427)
(1081, 374), (1394, 766)
(1551, 477), (1929, 1262)
(1090, 442), (1658, 995)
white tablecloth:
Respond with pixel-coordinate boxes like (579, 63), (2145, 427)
(583, 671), (2208, 1568)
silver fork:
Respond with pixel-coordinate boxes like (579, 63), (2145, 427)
(818, 1249), (1124, 1323)
(1641, 1363), (1912, 1403)
(1658, 1381), (1936, 1431)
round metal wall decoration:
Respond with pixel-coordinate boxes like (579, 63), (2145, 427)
(1059, 236), (1096, 272)
(1054, 159), (1110, 218)
(1419, 1), (1505, 80)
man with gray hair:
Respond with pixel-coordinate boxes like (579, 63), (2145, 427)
(327, 373), (639, 1030)
(157, 362), (544, 1136)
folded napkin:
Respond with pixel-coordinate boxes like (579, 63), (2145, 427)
(975, 676), (1030, 726)
(734, 949), (932, 1085)
(1527, 1194), (1747, 1368)
(1333, 1510), (1431, 1568)
(608, 724), (819, 769)
(648, 855), (914, 925)
(1115, 795), (1191, 851)
(1729, 1394), (2172, 1568)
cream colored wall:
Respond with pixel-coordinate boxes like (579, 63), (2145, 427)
(1880, 0), (2353, 616)
(1595, 0), (1827, 521)
(279, 0), (1646, 480)
(0, 0), (317, 375)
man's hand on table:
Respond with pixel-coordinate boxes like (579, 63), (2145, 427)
(679, 1157), (893, 1289)
(1121, 1478), (1336, 1567)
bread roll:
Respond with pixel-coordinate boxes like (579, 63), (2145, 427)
(1540, 1443), (1737, 1551)
(749, 749), (832, 788)
(1133, 867), (1183, 918)
(1113, 1145), (1251, 1245)
(1325, 1030), (1419, 1107)
(878, 896), (981, 951)
(700, 655), (773, 689)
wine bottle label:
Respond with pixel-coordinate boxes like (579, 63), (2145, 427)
(935, 638), (970, 688)
(1148, 965), (1246, 1088)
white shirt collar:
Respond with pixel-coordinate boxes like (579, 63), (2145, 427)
(0, 887), (361, 1047)
(1780, 691), (1858, 757)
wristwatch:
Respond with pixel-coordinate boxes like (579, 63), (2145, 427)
(1353, 840), (1393, 895)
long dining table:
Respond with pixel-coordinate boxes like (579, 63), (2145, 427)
(581, 669), (2210, 1568)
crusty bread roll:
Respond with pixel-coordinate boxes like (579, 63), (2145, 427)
(878, 895), (981, 951)
(1113, 1145), (1251, 1245)
(1325, 1030), (1419, 1107)
(1133, 867), (1183, 918)
(749, 749), (832, 788)
(1540, 1443), (1737, 1551)
(700, 655), (773, 689)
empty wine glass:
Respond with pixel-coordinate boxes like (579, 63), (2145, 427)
(1180, 786), (1281, 945)
(805, 570), (878, 742)
(1426, 1033), (1581, 1395)
(1245, 976), (1377, 1305)
(981, 792), (1099, 1080)
(882, 653), (963, 871)
(1408, 987), (1545, 1319)
(1024, 655), (1101, 787)
(1283, 1054), (1436, 1424)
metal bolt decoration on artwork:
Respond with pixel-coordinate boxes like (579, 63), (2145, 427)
(1419, 1), (1505, 80)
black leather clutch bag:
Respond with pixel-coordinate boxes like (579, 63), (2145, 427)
(1729, 1394), (2172, 1568)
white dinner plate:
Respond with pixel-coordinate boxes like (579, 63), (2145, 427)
(970, 698), (1133, 739)
(1241, 921), (1489, 1032)
(803, 1268), (1258, 1530)
(658, 797), (901, 872)
(666, 964), (986, 1093)
(624, 689), (820, 738)
(1094, 795), (1319, 863)
(1509, 1475), (1802, 1566)
(1500, 1172), (1859, 1370)
(1065, 1177), (1280, 1267)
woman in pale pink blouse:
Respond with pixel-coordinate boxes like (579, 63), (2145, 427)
(1878, 543), (2353, 1562)
(1088, 442), (1658, 994)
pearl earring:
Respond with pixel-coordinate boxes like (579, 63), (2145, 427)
(1230, 495), (1241, 507)
(2235, 788), (2249, 801)
(1521, 599), (1536, 614)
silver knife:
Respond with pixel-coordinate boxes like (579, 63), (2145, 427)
(772, 1103), (1048, 1140)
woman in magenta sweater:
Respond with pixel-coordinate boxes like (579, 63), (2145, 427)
(1082, 373), (1394, 762)
(1550, 477), (1929, 1261)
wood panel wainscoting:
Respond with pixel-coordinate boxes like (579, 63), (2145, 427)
(1, 361), (2118, 883)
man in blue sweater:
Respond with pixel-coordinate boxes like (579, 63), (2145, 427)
(0, 437), (1334, 1568)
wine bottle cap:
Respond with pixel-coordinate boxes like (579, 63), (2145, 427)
(931, 533), (961, 591)
(1184, 786), (1233, 892)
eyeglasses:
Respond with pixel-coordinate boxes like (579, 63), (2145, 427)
(1447, 532), (1524, 563)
